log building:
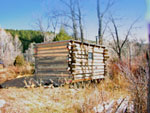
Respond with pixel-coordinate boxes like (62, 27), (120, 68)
(34, 40), (109, 85)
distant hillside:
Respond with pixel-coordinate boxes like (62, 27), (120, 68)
(6, 29), (44, 52)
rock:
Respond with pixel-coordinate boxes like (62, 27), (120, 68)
(0, 99), (6, 108)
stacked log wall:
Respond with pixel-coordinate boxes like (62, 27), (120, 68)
(68, 41), (109, 81)
(34, 41), (71, 83)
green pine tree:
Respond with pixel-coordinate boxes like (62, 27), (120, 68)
(53, 27), (72, 41)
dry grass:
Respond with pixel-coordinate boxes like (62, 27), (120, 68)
(0, 75), (129, 113)
(0, 63), (34, 84)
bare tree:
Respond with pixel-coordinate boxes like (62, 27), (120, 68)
(51, 17), (59, 39)
(0, 28), (22, 66)
(97, 0), (115, 45)
(60, 0), (78, 40)
(34, 16), (53, 42)
(108, 16), (139, 60)
(77, 0), (84, 42)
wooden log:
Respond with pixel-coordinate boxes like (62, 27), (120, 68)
(72, 62), (105, 66)
(71, 52), (104, 56)
(104, 55), (109, 58)
(72, 72), (104, 75)
(35, 53), (68, 57)
(71, 66), (104, 70)
(72, 44), (103, 50)
(71, 47), (104, 53)
(74, 77), (91, 80)
(37, 46), (67, 51)
(91, 75), (104, 79)
(70, 59), (104, 63)
(71, 51), (103, 55)
(70, 48), (104, 53)
(72, 69), (104, 73)
(37, 68), (67, 72)
(38, 49), (68, 54)
(71, 55), (104, 59)
(37, 52), (68, 56)
(36, 73), (70, 77)
(68, 40), (106, 48)
(37, 70), (70, 74)
(72, 78), (92, 83)
(36, 41), (69, 48)
(74, 75), (104, 80)
(68, 57), (104, 60)
(37, 63), (68, 69)
(37, 60), (68, 64)
(71, 64), (105, 69)
(115, 97), (129, 113)
(36, 56), (67, 61)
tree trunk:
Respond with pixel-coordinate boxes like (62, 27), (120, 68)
(147, 23), (150, 113)
(97, 0), (103, 45)
(70, 0), (78, 40)
(77, 0), (84, 42)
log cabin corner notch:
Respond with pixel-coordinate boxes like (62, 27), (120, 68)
(34, 40), (109, 85)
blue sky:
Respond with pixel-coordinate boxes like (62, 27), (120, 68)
(0, 0), (147, 41)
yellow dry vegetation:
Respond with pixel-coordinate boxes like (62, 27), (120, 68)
(0, 75), (130, 113)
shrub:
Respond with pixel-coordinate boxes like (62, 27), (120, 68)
(14, 55), (25, 66)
